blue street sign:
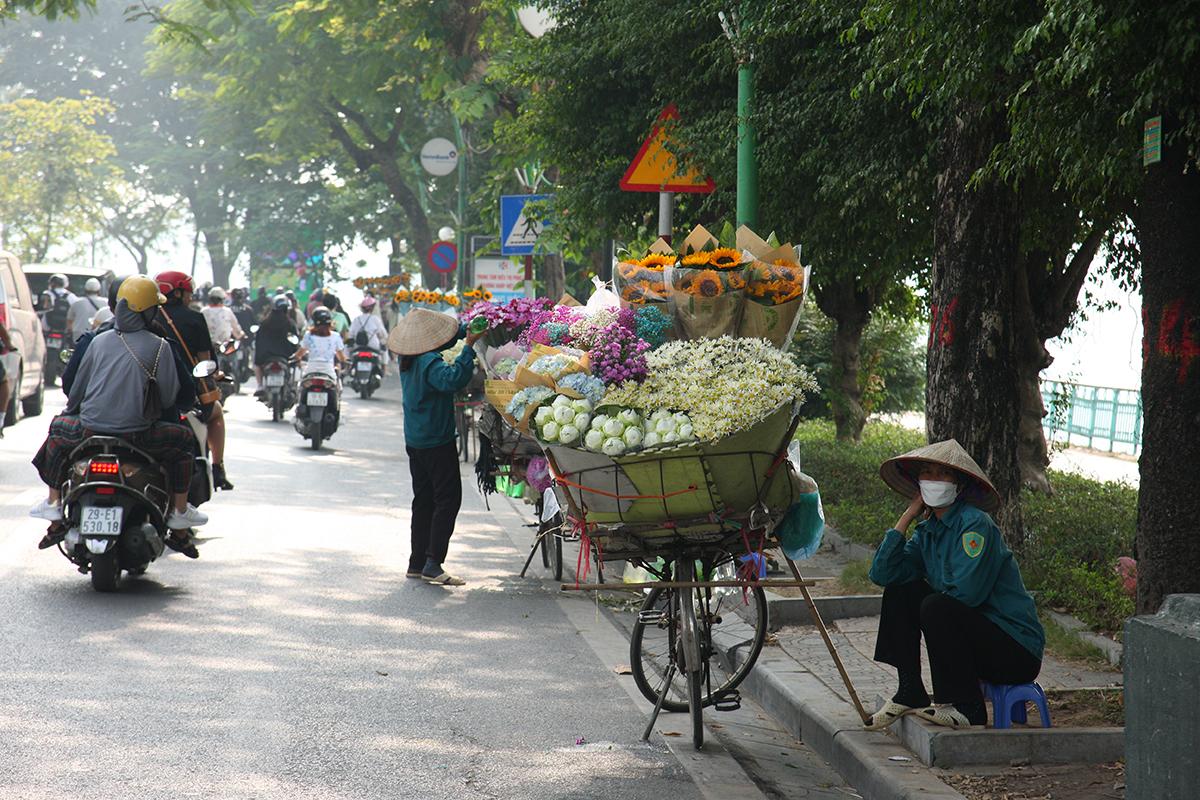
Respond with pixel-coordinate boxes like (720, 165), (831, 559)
(500, 194), (552, 256)
(428, 241), (458, 274)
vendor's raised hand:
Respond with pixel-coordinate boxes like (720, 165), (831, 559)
(465, 330), (484, 347)
(895, 495), (926, 534)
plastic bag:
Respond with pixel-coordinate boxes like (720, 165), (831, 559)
(585, 276), (620, 312)
(527, 456), (553, 493)
(777, 479), (825, 561)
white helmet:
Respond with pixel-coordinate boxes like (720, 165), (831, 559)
(84, 278), (102, 294)
(208, 286), (227, 301)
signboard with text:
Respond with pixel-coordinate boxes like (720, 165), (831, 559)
(473, 256), (525, 303)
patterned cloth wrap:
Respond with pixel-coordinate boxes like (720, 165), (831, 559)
(33, 413), (196, 493)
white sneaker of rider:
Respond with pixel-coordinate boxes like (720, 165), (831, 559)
(167, 504), (209, 530)
(29, 498), (63, 522)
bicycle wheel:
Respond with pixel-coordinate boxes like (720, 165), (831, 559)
(630, 570), (769, 712)
(678, 562), (704, 749)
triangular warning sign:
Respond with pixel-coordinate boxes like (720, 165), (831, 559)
(620, 105), (715, 194)
(505, 210), (543, 249)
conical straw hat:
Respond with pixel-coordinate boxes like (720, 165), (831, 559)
(387, 307), (460, 356)
(879, 439), (1001, 513)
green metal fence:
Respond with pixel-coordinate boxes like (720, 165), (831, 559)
(1041, 380), (1142, 455)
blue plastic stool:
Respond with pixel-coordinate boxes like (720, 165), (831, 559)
(981, 681), (1051, 729)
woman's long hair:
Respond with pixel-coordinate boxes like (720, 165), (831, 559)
(259, 307), (292, 336)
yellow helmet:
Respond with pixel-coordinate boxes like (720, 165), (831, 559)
(118, 275), (167, 312)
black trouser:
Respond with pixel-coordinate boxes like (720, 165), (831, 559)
(874, 580), (1041, 710)
(406, 441), (463, 573)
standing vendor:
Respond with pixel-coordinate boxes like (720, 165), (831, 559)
(865, 440), (1044, 730)
(389, 308), (483, 586)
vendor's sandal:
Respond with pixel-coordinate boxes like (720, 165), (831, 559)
(423, 572), (466, 586)
(864, 700), (917, 731)
(166, 532), (200, 559)
(405, 570), (424, 579)
(914, 704), (975, 729)
(38, 523), (68, 551)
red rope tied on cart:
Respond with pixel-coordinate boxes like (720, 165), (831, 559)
(572, 521), (604, 588)
(552, 476), (700, 501)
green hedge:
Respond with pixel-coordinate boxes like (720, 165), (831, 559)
(794, 420), (1137, 632)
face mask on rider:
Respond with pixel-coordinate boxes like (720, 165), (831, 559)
(918, 480), (959, 508)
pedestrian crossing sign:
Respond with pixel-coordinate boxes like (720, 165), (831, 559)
(501, 194), (553, 256)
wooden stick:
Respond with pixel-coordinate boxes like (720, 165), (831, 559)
(560, 578), (815, 592)
(784, 556), (871, 724)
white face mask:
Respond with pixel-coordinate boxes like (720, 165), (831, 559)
(919, 480), (959, 508)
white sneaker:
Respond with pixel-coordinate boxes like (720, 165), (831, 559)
(167, 504), (208, 530)
(29, 499), (63, 522)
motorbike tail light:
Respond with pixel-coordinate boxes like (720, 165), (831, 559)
(49, 332), (63, 340)
(308, 379), (327, 389)
(268, 363), (283, 373)
(96, 487), (116, 495)
(88, 459), (120, 477)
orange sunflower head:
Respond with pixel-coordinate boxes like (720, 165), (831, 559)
(638, 253), (675, 270)
(681, 252), (710, 267)
(707, 247), (743, 269)
(483, 290), (494, 301)
(691, 269), (724, 298)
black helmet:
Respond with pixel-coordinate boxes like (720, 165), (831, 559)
(272, 295), (291, 312)
(311, 306), (333, 325)
(107, 276), (127, 311)
(322, 292), (339, 310)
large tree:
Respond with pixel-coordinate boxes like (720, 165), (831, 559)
(0, 95), (118, 262)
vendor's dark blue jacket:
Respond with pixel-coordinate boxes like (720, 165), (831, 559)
(869, 499), (1045, 660)
(400, 340), (476, 449)
(63, 321), (196, 422)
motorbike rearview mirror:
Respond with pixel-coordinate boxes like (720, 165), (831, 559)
(250, 324), (260, 334)
(192, 359), (218, 378)
(59, 347), (73, 365)
(287, 335), (300, 345)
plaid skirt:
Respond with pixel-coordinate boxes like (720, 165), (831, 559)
(33, 414), (196, 493)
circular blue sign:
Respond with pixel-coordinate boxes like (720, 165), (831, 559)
(428, 241), (458, 274)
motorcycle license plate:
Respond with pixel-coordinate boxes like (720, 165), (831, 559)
(307, 392), (329, 407)
(266, 374), (285, 387)
(47, 339), (62, 349)
(80, 505), (122, 535)
(356, 362), (373, 372)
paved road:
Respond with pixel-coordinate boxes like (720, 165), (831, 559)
(0, 381), (852, 800)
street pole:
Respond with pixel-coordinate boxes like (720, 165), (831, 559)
(658, 191), (673, 244)
(736, 48), (757, 229)
(723, 7), (757, 229)
(454, 117), (468, 292)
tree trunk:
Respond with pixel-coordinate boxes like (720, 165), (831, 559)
(815, 274), (874, 443)
(203, 230), (233, 288)
(1131, 115), (1200, 615)
(542, 252), (566, 304)
(925, 105), (1026, 549)
(388, 233), (407, 277)
(378, 160), (435, 287)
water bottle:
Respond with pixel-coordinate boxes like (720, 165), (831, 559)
(468, 316), (489, 335)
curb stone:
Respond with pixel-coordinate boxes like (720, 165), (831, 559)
(720, 637), (966, 800)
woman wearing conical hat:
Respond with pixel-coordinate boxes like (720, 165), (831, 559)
(389, 308), (484, 587)
(864, 440), (1045, 730)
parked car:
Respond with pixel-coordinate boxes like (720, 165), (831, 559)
(0, 251), (47, 426)
(22, 264), (116, 311)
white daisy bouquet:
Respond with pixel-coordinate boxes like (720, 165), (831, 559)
(603, 336), (817, 441)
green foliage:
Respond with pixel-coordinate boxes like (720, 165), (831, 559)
(0, 94), (118, 262)
(796, 420), (1138, 631)
(792, 305), (927, 419)
(1040, 614), (1113, 667)
(839, 559), (877, 595)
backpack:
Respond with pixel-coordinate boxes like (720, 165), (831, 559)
(117, 333), (166, 424)
(45, 291), (72, 331)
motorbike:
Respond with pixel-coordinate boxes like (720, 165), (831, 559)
(43, 329), (67, 386)
(294, 362), (341, 450)
(259, 358), (298, 422)
(45, 362), (215, 592)
(348, 344), (383, 399)
(216, 339), (243, 400)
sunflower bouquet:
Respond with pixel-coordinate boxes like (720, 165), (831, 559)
(668, 225), (747, 340)
(615, 248), (673, 308)
(735, 225), (809, 349)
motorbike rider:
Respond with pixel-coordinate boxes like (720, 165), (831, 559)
(29, 276), (205, 558)
(284, 290), (307, 335)
(66, 278), (106, 342)
(229, 288), (256, 334)
(253, 295), (300, 394)
(40, 273), (78, 322)
(201, 287), (246, 346)
(153, 271), (234, 492)
(321, 293), (352, 341)
(250, 286), (270, 316)
(348, 296), (388, 371)
(294, 307), (346, 383)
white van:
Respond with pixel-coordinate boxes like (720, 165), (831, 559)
(0, 250), (47, 425)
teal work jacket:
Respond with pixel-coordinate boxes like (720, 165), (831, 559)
(869, 499), (1045, 660)
(400, 343), (476, 449)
